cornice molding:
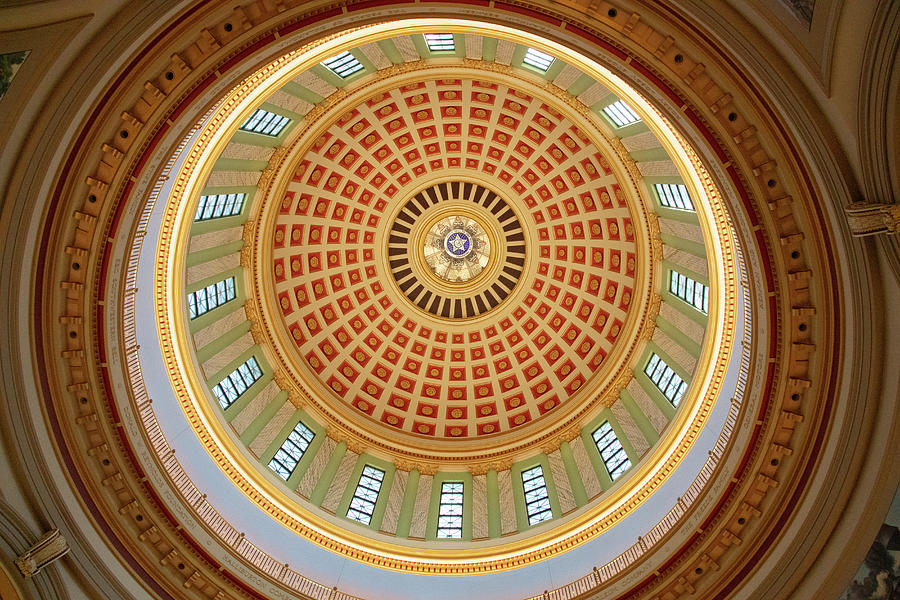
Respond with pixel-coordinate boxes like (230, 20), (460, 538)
(9, 0), (872, 598)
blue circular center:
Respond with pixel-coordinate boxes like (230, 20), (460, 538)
(445, 231), (471, 256)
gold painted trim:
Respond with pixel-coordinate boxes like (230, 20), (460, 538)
(153, 20), (738, 574)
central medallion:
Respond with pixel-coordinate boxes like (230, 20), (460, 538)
(424, 216), (490, 283)
(445, 230), (471, 257)
(387, 181), (524, 319)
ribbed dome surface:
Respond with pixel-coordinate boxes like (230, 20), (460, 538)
(150, 24), (737, 580)
(265, 75), (643, 444)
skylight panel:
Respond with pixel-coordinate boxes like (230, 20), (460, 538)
(655, 183), (695, 211)
(268, 420), (315, 480)
(187, 277), (236, 319)
(602, 100), (641, 127)
(522, 465), (553, 525)
(436, 482), (464, 538)
(670, 270), (709, 314)
(424, 33), (455, 52)
(213, 357), (263, 409)
(321, 51), (364, 78)
(644, 353), (688, 407)
(239, 108), (291, 136)
(523, 48), (554, 72)
(346, 465), (384, 525)
(195, 193), (245, 221)
(592, 421), (632, 481)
